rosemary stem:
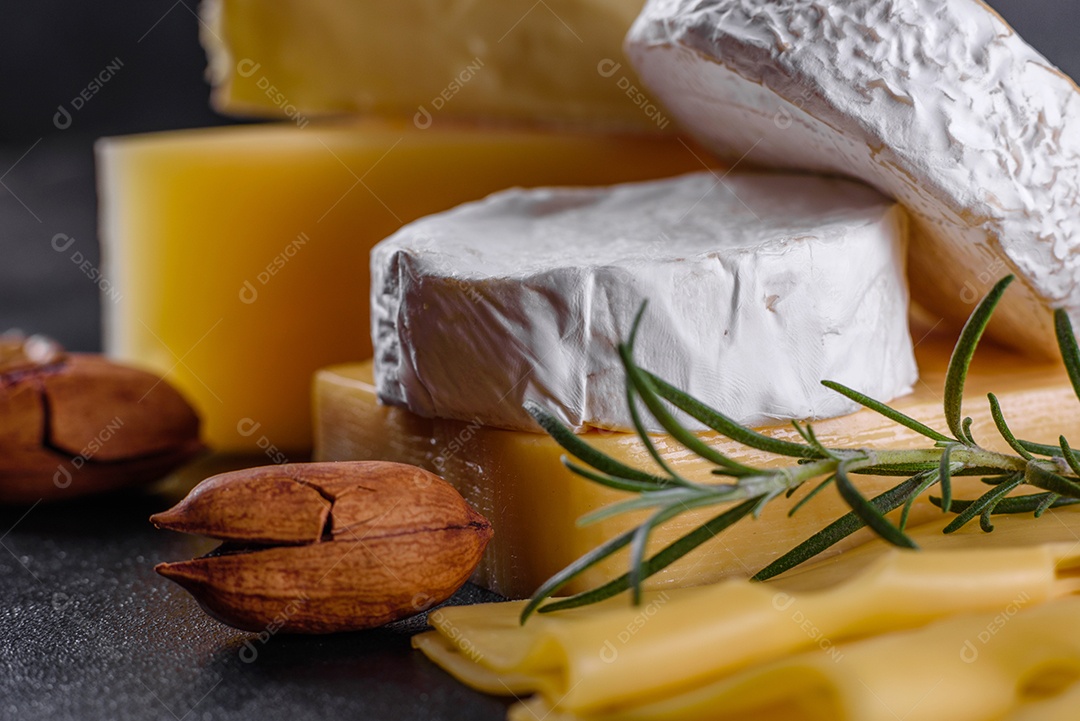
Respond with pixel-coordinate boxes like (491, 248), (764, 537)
(735, 447), (1032, 505)
(872, 447), (1028, 473)
(735, 458), (841, 499)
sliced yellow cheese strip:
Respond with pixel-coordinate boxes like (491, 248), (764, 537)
(774, 497), (1080, 594)
(201, 0), (664, 131)
(315, 333), (1078, 597)
(98, 120), (705, 454)
(507, 596), (1080, 721)
(412, 524), (1080, 715)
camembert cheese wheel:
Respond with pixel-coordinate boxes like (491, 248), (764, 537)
(371, 171), (916, 432)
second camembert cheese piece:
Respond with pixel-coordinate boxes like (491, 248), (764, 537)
(627, 0), (1080, 355)
(371, 172), (917, 432)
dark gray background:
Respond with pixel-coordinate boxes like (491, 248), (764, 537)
(0, 1), (1075, 720)
(1, 2), (234, 351)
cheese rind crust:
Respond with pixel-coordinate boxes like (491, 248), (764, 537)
(372, 171), (916, 432)
(627, 0), (1080, 354)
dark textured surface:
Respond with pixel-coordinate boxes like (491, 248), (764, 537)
(0, 491), (510, 721)
(0, 0), (1076, 719)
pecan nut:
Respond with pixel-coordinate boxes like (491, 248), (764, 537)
(152, 461), (493, 634)
(0, 334), (203, 503)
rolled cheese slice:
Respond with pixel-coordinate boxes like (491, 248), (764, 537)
(413, 520), (1080, 715)
(508, 596), (1080, 721)
(372, 171), (916, 432)
(626, 0), (1080, 356)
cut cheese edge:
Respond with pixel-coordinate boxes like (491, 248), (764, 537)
(201, 0), (668, 131)
(97, 120), (706, 454)
(627, 0), (1080, 356)
(314, 331), (1079, 598)
(371, 171), (916, 432)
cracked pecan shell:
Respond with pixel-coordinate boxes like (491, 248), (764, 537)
(0, 335), (203, 504)
(151, 461), (493, 634)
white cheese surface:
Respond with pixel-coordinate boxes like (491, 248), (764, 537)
(371, 172), (916, 432)
(627, 0), (1080, 356)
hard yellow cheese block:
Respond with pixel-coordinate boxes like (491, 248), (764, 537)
(201, 0), (667, 131)
(314, 333), (1080, 598)
(98, 120), (705, 454)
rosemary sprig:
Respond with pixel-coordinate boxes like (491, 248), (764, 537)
(521, 275), (1080, 623)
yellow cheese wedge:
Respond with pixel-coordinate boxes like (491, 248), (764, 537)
(314, 332), (1078, 597)
(98, 120), (705, 454)
(507, 596), (1080, 721)
(414, 536), (1080, 714)
(201, 0), (664, 131)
